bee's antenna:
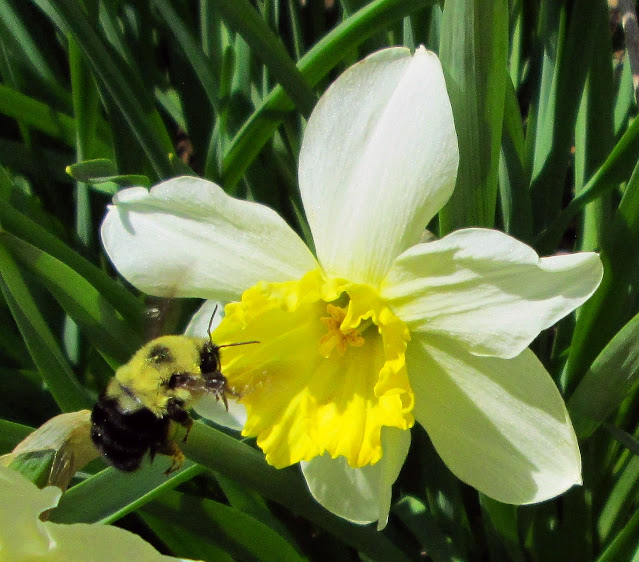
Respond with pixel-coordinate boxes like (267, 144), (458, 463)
(217, 340), (260, 349)
(207, 304), (219, 337)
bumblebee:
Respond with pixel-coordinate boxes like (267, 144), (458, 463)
(91, 335), (249, 474)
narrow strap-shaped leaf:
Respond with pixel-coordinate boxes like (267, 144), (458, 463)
(569, 309), (639, 438)
(498, 74), (532, 242)
(563, 158), (639, 391)
(52, 462), (206, 524)
(573, 0), (614, 252)
(202, 0), (316, 116)
(153, 0), (221, 114)
(536, 111), (639, 253)
(141, 491), (307, 562)
(597, 454), (639, 545)
(437, 0), (508, 233)
(32, 0), (173, 178)
(0, 241), (90, 412)
(3, 232), (142, 363)
(0, 84), (112, 156)
(0, 203), (146, 330)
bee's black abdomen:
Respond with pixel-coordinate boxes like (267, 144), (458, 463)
(91, 395), (169, 472)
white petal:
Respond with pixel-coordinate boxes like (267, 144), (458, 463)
(299, 46), (458, 286)
(184, 299), (223, 337)
(300, 427), (410, 527)
(101, 177), (317, 302)
(409, 336), (581, 504)
(0, 467), (58, 558)
(45, 521), (187, 561)
(186, 300), (247, 431)
(193, 395), (247, 433)
(382, 229), (603, 358)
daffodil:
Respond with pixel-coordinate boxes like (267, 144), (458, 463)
(101, 47), (603, 528)
(0, 465), (189, 561)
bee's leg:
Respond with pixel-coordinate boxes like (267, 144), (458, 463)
(158, 440), (185, 475)
(203, 371), (230, 411)
(166, 398), (194, 442)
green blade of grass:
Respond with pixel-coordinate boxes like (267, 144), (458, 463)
(498, 74), (532, 242)
(152, 0), (221, 114)
(597, 454), (639, 546)
(573, 0), (614, 252)
(32, 0), (173, 179)
(0, 419), (34, 454)
(437, 0), (508, 233)
(52, 462), (205, 524)
(536, 112), (639, 252)
(595, 508), (639, 562)
(0, 203), (146, 330)
(526, 1), (591, 233)
(52, 421), (410, 560)
(183, 423), (412, 562)
(141, 491), (307, 562)
(0, 241), (90, 412)
(0, 84), (111, 156)
(3, 232), (142, 363)
(201, 0), (316, 117)
(569, 308), (639, 438)
(563, 158), (639, 392)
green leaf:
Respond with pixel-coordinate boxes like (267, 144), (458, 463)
(199, 0), (316, 116)
(3, 232), (142, 363)
(393, 496), (462, 562)
(437, 0), (508, 233)
(66, 159), (118, 182)
(0, 419), (33, 454)
(0, 241), (90, 412)
(0, 84), (111, 156)
(51, 462), (206, 524)
(32, 0), (173, 179)
(606, 424), (639, 457)
(498, 74), (532, 242)
(572, 0), (614, 252)
(0, 203), (146, 330)
(152, 0), (221, 113)
(215, 472), (298, 548)
(569, 309), (639, 438)
(563, 158), (639, 392)
(526, 1), (591, 233)
(536, 113), (639, 253)
(141, 490), (307, 562)
(8, 449), (56, 488)
(597, 454), (639, 545)
(595, 508), (639, 562)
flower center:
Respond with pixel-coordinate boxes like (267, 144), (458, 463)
(319, 304), (368, 357)
(212, 269), (414, 469)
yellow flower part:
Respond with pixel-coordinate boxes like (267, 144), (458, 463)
(213, 269), (413, 469)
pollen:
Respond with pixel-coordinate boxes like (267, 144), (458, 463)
(319, 304), (365, 357)
(211, 269), (414, 469)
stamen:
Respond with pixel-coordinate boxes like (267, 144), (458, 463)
(319, 304), (366, 358)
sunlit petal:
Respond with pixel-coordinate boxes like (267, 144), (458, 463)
(409, 336), (581, 504)
(382, 228), (603, 358)
(301, 427), (410, 528)
(101, 177), (317, 302)
(299, 46), (458, 286)
(0, 466), (187, 561)
(0, 466), (58, 558)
